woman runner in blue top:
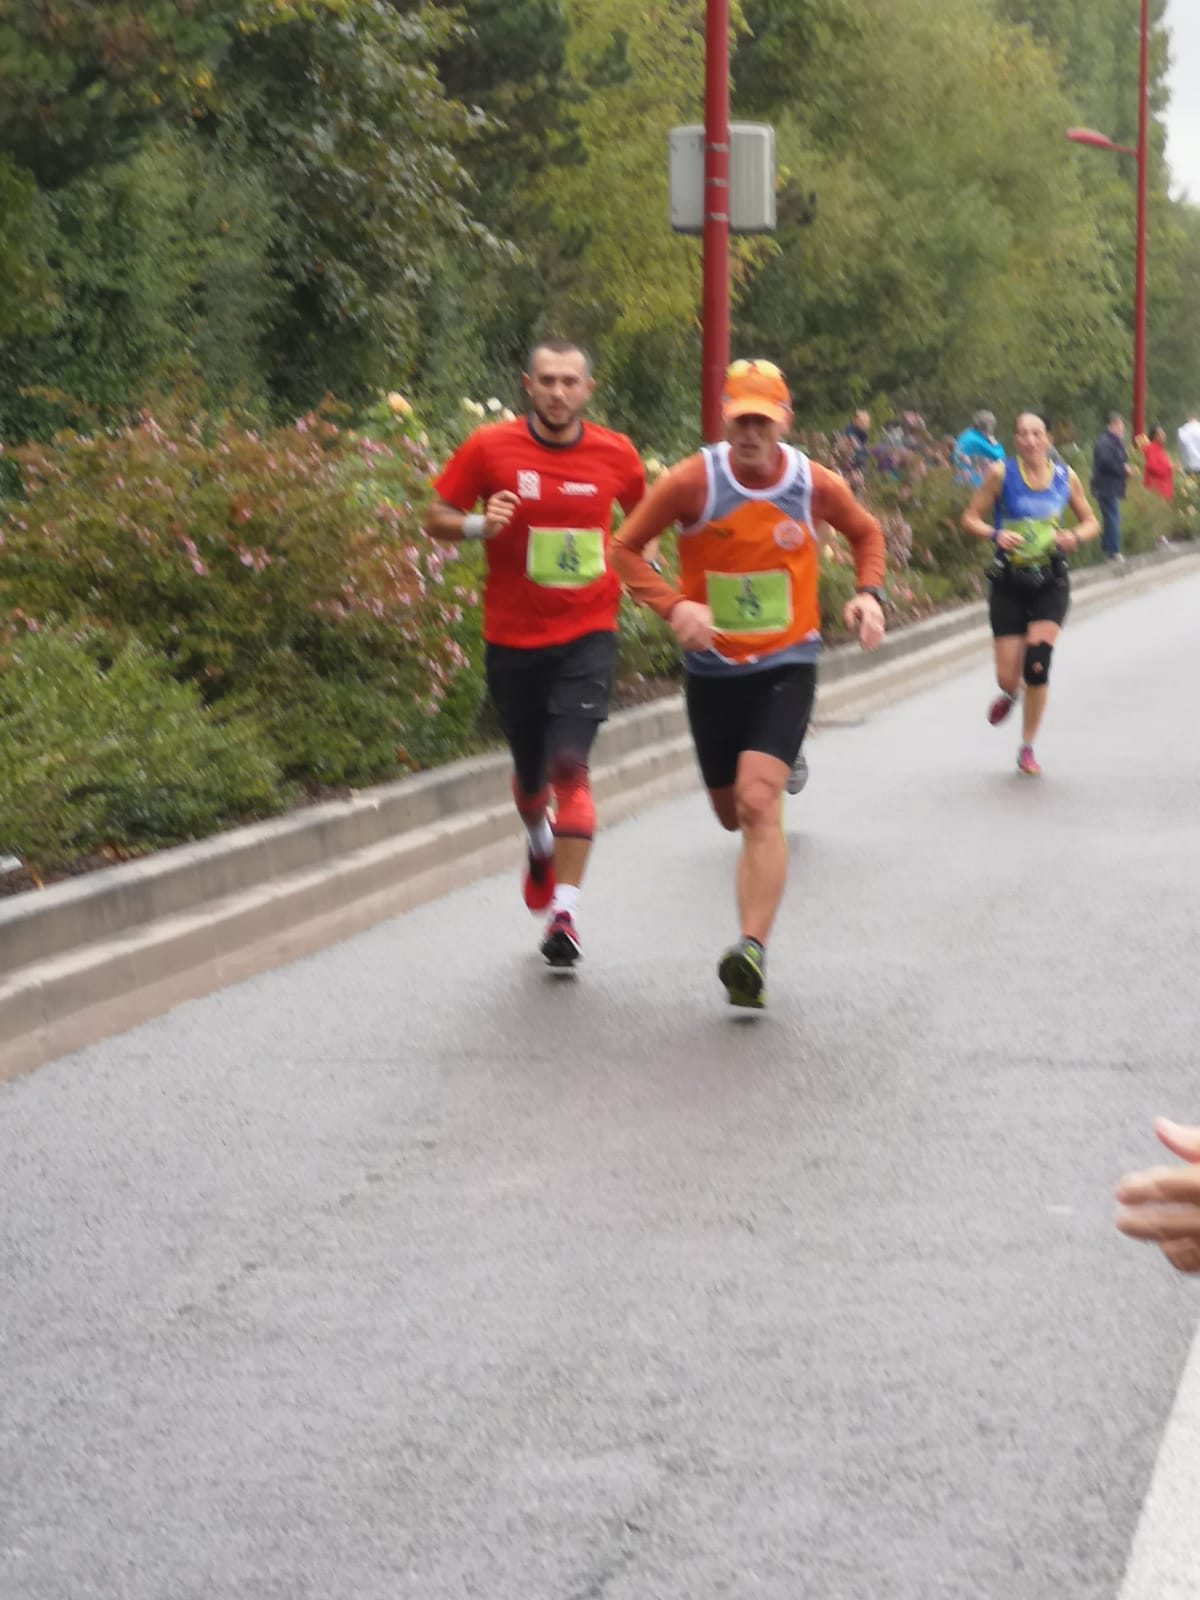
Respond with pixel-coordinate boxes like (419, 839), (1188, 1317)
(961, 412), (1098, 775)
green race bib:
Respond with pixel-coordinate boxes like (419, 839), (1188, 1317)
(526, 527), (606, 588)
(1006, 517), (1059, 568)
(706, 570), (792, 635)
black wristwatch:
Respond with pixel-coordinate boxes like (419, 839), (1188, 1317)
(856, 585), (887, 609)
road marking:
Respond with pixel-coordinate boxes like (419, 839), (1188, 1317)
(1119, 1321), (1200, 1599)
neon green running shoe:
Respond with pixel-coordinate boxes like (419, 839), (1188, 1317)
(718, 938), (767, 1009)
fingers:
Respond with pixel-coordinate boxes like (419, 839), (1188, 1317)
(1116, 1164), (1200, 1207)
(1115, 1201), (1200, 1242)
(1160, 1239), (1200, 1274)
(488, 491), (518, 523)
(1156, 1118), (1200, 1162)
(860, 612), (885, 651)
(670, 602), (713, 653)
(844, 598), (884, 652)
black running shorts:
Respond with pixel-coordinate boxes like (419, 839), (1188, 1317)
(988, 569), (1071, 637)
(685, 661), (817, 792)
(484, 629), (617, 793)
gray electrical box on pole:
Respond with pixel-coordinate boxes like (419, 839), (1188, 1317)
(668, 123), (776, 234)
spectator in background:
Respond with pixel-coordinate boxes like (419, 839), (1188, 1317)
(953, 409), (1006, 488)
(872, 419), (907, 480)
(1090, 412), (1133, 561)
(1138, 423), (1174, 502)
(1178, 410), (1200, 475)
(840, 408), (871, 490)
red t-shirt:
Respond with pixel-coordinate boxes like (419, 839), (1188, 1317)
(1142, 440), (1174, 500)
(433, 417), (646, 648)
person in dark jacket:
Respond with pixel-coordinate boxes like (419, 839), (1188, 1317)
(1090, 413), (1133, 560)
(843, 408), (871, 479)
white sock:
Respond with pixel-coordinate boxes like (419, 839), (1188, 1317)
(524, 816), (554, 859)
(552, 884), (581, 920)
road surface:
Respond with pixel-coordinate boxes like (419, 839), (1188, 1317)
(4, 574), (1200, 1599)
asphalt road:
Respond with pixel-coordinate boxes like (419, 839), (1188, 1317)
(4, 573), (1200, 1600)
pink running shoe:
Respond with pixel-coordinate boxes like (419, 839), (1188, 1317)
(541, 912), (582, 968)
(988, 692), (1016, 726)
(1016, 744), (1041, 777)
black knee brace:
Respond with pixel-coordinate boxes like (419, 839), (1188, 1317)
(1024, 641), (1053, 686)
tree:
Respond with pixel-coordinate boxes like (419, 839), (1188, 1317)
(734, 0), (1131, 429)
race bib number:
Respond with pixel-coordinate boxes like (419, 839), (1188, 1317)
(706, 570), (792, 635)
(526, 527), (605, 588)
(1007, 517), (1058, 568)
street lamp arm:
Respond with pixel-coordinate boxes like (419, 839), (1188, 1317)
(1065, 126), (1138, 158)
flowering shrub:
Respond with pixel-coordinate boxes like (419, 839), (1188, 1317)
(795, 418), (975, 632)
(1175, 470), (1200, 540)
(0, 402), (478, 783)
(4, 387), (1195, 874)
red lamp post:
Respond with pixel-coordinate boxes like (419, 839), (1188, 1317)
(701, 0), (731, 443)
(1064, 0), (1149, 438)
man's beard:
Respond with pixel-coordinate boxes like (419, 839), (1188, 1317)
(532, 401), (583, 438)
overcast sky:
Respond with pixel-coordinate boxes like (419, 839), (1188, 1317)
(1166, 0), (1200, 201)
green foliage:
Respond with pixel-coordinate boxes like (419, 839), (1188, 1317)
(1176, 473), (1200, 541)
(529, 0), (707, 346)
(0, 0), (1197, 443)
(736, 0), (1132, 428)
(3, 0), (1200, 876)
(0, 155), (53, 341)
(615, 595), (681, 684)
(224, 0), (495, 409)
(0, 402), (477, 786)
(0, 0), (490, 431)
(1112, 481), (1175, 555)
(0, 628), (283, 873)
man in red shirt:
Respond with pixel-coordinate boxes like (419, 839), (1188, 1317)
(423, 340), (645, 967)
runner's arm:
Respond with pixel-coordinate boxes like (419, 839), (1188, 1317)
(423, 492), (518, 543)
(960, 461), (1007, 542)
(810, 465), (886, 589)
(610, 457), (707, 619)
(421, 433), (517, 543)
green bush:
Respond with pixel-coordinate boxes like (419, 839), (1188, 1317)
(1120, 482), (1176, 552)
(1176, 471), (1200, 540)
(0, 629), (284, 873)
(0, 401), (479, 785)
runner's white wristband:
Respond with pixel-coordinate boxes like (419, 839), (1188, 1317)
(462, 514), (488, 541)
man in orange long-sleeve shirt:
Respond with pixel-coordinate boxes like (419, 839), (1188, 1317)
(611, 360), (887, 1010)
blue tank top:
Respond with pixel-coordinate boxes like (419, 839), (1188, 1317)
(994, 457), (1071, 568)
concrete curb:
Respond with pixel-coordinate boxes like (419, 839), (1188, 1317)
(3, 543), (1197, 1079)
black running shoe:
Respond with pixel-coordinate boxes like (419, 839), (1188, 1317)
(718, 938), (766, 1009)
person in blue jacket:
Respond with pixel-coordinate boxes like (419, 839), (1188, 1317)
(953, 409), (1006, 487)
